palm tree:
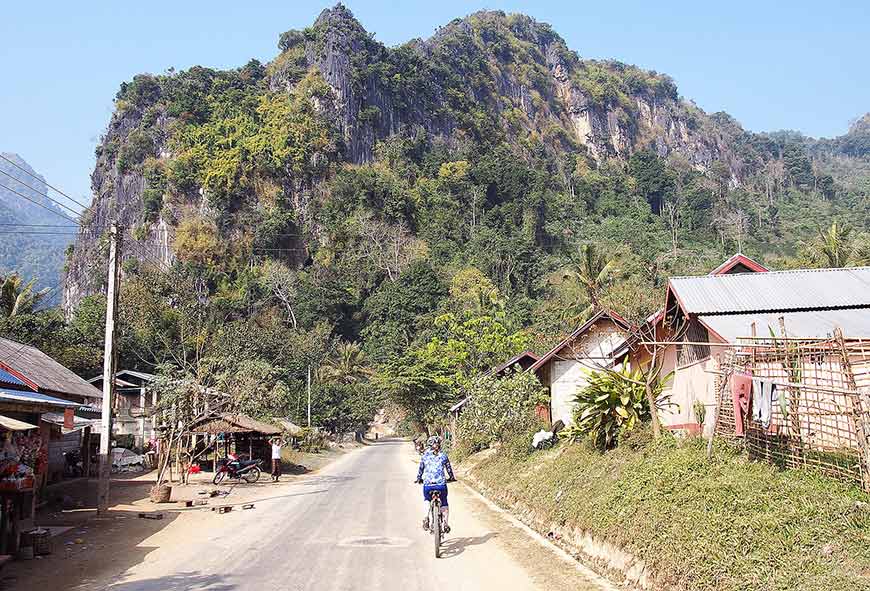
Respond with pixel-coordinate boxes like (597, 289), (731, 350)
(563, 243), (617, 311)
(803, 221), (854, 268)
(0, 274), (49, 317)
(320, 342), (373, 385)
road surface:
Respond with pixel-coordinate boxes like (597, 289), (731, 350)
(91, 439), (611, 591)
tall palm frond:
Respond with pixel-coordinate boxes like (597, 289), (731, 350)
(0, 274), (48, 317)
(321, 342), (373, 385)
(563, 243), (616, 310)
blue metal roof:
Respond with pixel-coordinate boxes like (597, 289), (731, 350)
(0, 368), (27, 387)
(0, 387), (79, 408)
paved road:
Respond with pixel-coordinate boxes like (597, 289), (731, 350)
(99, 440), (610, 591)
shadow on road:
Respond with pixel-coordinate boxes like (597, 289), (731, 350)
(438, 532), (499, 558)
(103, 571), (236, 590)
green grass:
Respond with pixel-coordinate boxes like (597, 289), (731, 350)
(466, 428), (870, 591)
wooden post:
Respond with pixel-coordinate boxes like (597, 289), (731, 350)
(81, 426), (92, 478)
(834, 328), (870, 491)
(778, 317), (802, 466)
(97, 223), (122, 514)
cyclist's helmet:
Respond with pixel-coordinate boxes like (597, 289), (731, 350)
(427, 435), (442, 448)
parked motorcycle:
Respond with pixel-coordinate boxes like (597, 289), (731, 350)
(213, 454), (263, 485)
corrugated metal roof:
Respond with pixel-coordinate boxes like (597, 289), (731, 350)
(0, 414), (38, 430)
(669, 266), (870, 315)
(708, 253), (769, 275)
(0, 338), (102, 400)
(699, 309), (870, 342)
(0, 368), (27, 387)
(530, 309), (631, 372)
(0, 387), (80, 408)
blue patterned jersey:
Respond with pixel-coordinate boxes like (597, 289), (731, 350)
(417, 450), (454, 485)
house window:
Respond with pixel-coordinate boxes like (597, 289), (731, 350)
(677, 320), (711, 366)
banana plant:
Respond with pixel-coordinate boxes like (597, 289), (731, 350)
(570, 364), (654, 449)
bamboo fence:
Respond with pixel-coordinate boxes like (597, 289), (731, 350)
(715, 332), (870, 490)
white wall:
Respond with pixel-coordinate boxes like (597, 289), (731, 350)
(547, 323), (628, 426)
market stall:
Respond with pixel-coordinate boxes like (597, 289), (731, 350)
(0, 388), (79, 554)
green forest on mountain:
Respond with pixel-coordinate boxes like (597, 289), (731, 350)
(2, 6), (869, 430)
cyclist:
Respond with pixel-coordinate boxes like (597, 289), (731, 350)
(415, 435), (455, 533)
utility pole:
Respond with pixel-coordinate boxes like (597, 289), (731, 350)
(307, 364), (312, 428)
(97, 223), (122, 514)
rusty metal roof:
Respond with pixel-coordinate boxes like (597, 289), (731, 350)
(0, 387), (80, 409)
(0, 338), (102, 400)
(668, 267), (870, 315)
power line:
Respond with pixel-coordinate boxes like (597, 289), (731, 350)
(0, 230), (79, 236)
(0, 241), (108, 368)
(0, 153), (92, 212)
(0, 168), (84, 219)
(0, 223), (79, 228)
(0, 181), (81, 225)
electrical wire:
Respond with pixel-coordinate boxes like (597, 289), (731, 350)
(0, 240), (108, 367)
(0, 181), (81, 225)
(0, 223), (79, 228)
(0, 168), (84, 219)
(0, 231), (80, 236)
(0, 153), (92, 212)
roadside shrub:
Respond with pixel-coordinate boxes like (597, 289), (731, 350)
(455, 369), (548, 459)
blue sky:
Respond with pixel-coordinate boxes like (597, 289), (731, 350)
(2, 1), (868, 210)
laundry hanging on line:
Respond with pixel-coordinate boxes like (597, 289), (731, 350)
(751, 378), (778, 430)
(731, 373), (753, 436)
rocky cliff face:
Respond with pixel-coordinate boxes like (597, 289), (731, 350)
(62, 4), (862, 311)
(268, 7), (739, 177)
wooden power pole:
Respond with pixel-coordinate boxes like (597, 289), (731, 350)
(97, 223), (122, 514)
(307, 364), (312, 428)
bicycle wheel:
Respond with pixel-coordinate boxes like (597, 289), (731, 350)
(433, 501), (441, 558)
(213, 470), (227, 485)
(243, 466), (261, 483)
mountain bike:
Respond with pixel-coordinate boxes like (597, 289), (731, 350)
(417, 479), (455, 558)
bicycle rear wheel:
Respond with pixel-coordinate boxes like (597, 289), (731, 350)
(433, 501), (441, 558)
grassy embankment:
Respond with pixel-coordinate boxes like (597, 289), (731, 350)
(463, 430), (870, 591)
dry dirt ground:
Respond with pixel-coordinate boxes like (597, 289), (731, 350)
(0, 444), (359, 591)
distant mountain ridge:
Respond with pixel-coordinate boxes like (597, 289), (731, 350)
(0, 153), (75, 297)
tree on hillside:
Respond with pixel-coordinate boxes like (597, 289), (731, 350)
(563, 243), (616, 313)
(629, 150), (674, 214)
(0, 274), (49, 317)
(260, 260), (300, 329)
(321, 341), (372, 384)
(782, 144), (815, 190)
(801, 221), (868, 268)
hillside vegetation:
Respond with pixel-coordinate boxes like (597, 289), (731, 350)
(0, 153), (74, 298)
(464, 429), (870, 591)
(24, 4), (865, 427)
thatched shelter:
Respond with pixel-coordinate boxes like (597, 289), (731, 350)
(190, 413), (281, 436)
(189, 413), (281, 465)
